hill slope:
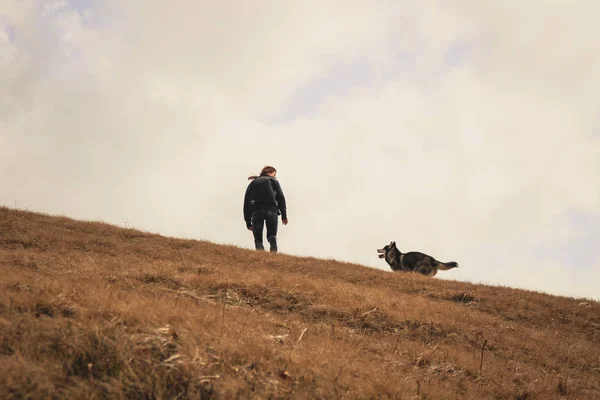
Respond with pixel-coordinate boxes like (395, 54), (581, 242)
(1, 206), (599, 399)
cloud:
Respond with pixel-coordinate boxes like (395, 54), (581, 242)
(1, 1), (599, 299)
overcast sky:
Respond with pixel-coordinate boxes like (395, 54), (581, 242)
(2, 1), (599, 300)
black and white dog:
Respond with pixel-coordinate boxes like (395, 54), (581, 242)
(377, 241), (458, 277)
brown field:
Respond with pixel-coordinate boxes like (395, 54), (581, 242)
(1, 206), (599, 399)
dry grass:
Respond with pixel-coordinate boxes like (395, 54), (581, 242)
(1, 206), (599, 399)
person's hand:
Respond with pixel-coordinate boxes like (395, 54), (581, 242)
(247, 226), (252, 231)
(282, 219), (288, 225)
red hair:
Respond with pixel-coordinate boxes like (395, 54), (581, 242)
(248, 166), (277, 180)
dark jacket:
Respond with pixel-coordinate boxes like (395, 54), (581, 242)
(243, 176), (287, 228)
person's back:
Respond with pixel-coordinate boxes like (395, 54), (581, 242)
(246, 175), (281, 211)
(243, 166), (288, 252)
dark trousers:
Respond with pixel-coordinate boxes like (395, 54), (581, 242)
(251, 208), (279, 252)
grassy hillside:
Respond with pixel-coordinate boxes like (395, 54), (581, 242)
(1, 206), (599, 399)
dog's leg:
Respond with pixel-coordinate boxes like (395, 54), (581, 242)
(415, 264), (434, 276)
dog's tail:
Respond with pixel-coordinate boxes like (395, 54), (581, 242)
(436, 261), (459, 270)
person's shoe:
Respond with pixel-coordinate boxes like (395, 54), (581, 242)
(267, 236), (277, 253)
(254, 240), (265, 251)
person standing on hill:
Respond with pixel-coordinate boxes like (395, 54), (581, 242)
(243, 166), (288, 252)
